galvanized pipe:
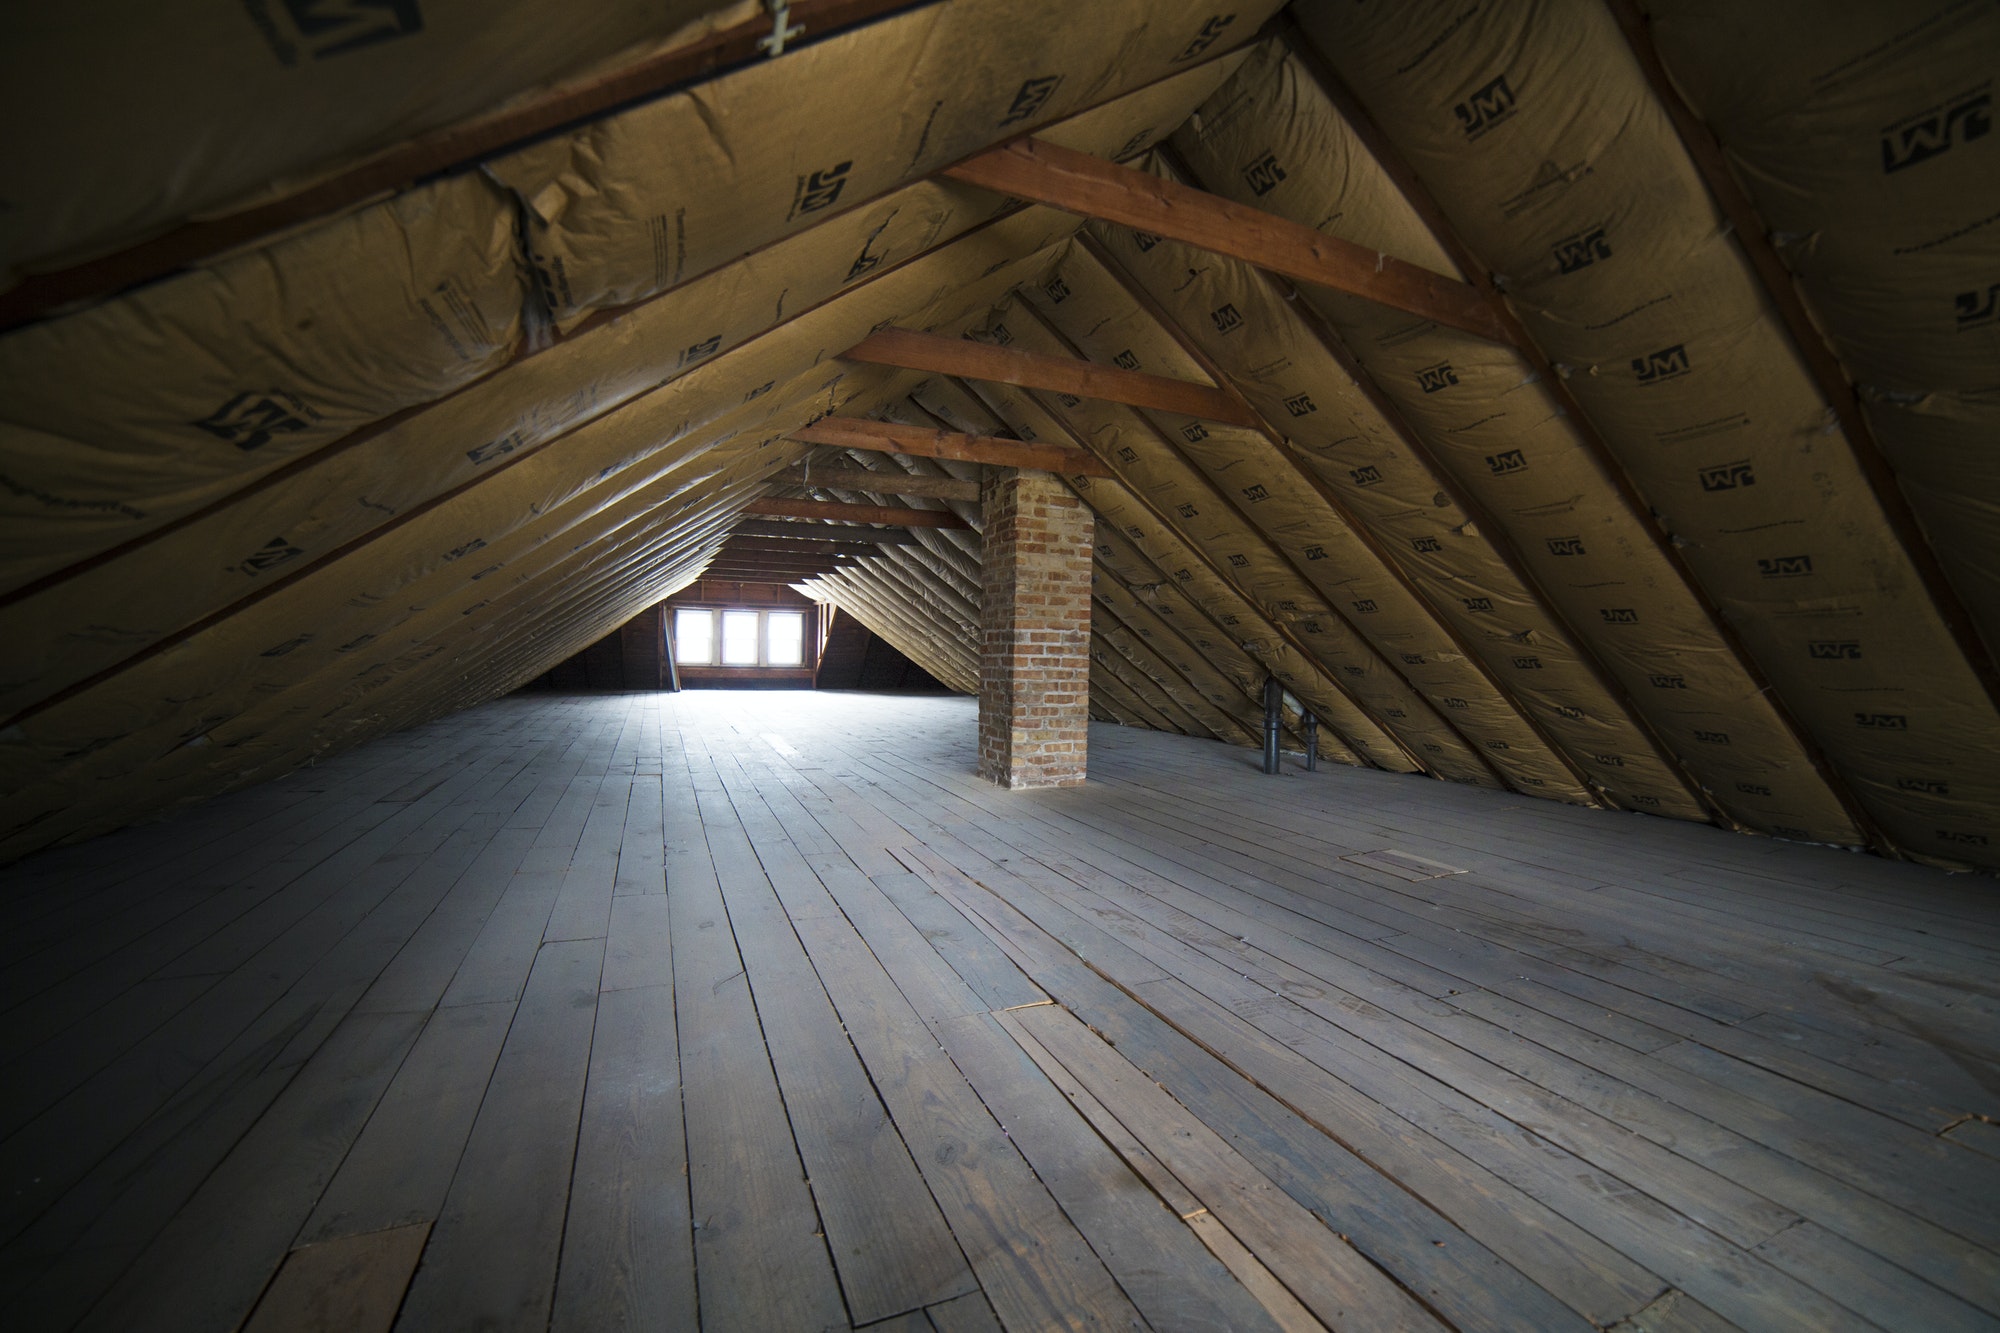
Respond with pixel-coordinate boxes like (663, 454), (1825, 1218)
(1262, 676), (1282, 775)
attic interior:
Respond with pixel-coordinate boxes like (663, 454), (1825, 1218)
(2, 1), (1998, 1329)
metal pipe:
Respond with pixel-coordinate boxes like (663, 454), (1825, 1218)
(1302, 710), (1317, 771)
(1262, 676), (1282, 775)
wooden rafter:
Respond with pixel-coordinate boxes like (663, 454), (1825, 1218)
(790, 416), (1111, 477)
(942, 137), (1511, 344)
(0, 0), (922, 330)
(841, 326), (1258, 427)
(742, 497), (971, 529)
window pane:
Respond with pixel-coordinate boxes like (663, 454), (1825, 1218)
(767, 611), (804, 666)
(674, 608), (713, 664)
(721, 610), (760, 665)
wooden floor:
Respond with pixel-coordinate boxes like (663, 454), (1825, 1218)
(2, 691), (1998, 1332)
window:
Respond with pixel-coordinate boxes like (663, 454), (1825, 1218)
(721, 610), (760, 665)
(675, 608), (713, 664)
(767, 611), (804, 666)
(673, 606), (812, 668)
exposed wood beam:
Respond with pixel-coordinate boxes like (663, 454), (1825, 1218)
(741, 497), (971, 529)
(943, 137), (1510, 344)
(781, 465), (982, 501)
(1604, 0), (2000, 713)
(0, 0), (923, 330)
(732, 518), (918, 545)
(722, 536), (895, 558)
(791, 416), (1112, 477)
(842, 326), (1258, 427)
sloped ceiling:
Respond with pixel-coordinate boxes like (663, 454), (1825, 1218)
(2, 0), (1996, 872)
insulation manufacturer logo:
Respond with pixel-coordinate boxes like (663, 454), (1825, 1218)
(1649, 673), (1688, 689)
(1412, 536), (1442, 553)
(1176, 502), (1199, 518)
(789, 162), (852, 220)
(1241, 484), (1269, 502)
(1699, 459), (1755, 491)
(1133, 232), (1163, 252)
(240, 536), (304, 574)
(1513, 655), (1542, 669)
(466, 431), (525, 466)
(1758, 553), (1814, 578)
(1632, 344), (1690, 385)
(1416, 362), (1458, 393)
(1211, 303), (1243, 333)
(1552, 226), (1612, 275)
(1595, 754), (1625, 767)
(1241, 151), (1287, 197)
(1113, 349), (1141, 370)
(442, 538), (487, 562)
(1955, 282), (2000, 330)
(1463, 597), (1493, 612)
(1181, 423), (1209, 443)
(1899, 777), (1950, 794)
(1124, 525), (1144, 539)
(1737, 782), (1772, 796)
(1174, 567), (1192, 581)
(1937, 829), (1990, 846)
(1000, 75), (1064, 127)
(1283, 393), (1317, 417)
(243, 0), (423, 65)
(744, 382), (774, 402)
(1443, 696), (1468, 708)
(1855, 713), (1908, 729)
(1350, 465), (1383, 486)
(1304, 545), (1326, 560)
(1304, 620), (1324, 633)
(1880, 89), (1991, 173)
(679, 334), (721, 367)
(1547, 536), (1585, 556)
(1353, 599), (1379, 613)
(1116, 446), (1139, 463)
(1486, 449), (1528, 475)
(1343, 664), (1363, 675)
(1388, 709), (1408, 719)
(1694, 729), (1730, 744)
(261, 633), (313, 658)
(1809, 640), (1862, 660)
(1556, 704), (1584, 720)
(1453, 74), (1518, 140)
(1485, 739), (1510, 750)
(1600, 608), (1638, 624)
(1175, 14), (1236, 62)
(1402, 653), (1426, 665)
(191, 390), (312, 452)
(1227, 553), (1249, 568)
(1043, 276), (1071, 304)
(1057, 393), (1082, 407)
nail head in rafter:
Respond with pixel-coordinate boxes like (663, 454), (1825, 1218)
(942, 137), (1511, 344)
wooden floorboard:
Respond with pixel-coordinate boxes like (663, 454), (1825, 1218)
(0, 689), (1996, 1331)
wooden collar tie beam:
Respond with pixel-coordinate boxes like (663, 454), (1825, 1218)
(732, 518), (918, 545)
(781, 465), (982, 501)
(741, 496), (973, 529)
(841, 326), (1259, 428)
(942, 137), (1510, 345)
(790, 415), (1112, 478)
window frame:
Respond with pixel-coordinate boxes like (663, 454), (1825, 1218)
(671, 604), (814, 670)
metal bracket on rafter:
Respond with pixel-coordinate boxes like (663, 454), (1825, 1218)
(759, 1), (805, 56)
